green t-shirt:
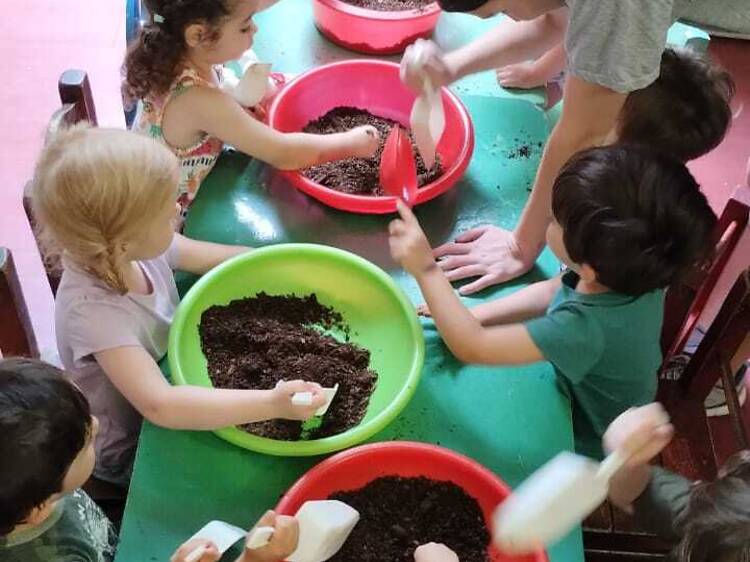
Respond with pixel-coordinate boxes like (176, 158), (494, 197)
(526, 272), (663, 458)
(0, 490), (117, 562)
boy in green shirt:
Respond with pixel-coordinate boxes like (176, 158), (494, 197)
(389, 145), (717, 457)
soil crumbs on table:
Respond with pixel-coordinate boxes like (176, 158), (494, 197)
(340, 0), (434, 12)
(329, 476), (490, 562)
(199, 292), (377, 440)
(302, 106), (442, 196)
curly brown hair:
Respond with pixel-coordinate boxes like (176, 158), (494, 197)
(122, 0), (235, 103)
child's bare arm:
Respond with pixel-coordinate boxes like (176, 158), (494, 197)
(174, 87), (379, 170)
(390, 202), (544, 365)
(469, 276), (561, 326)
(172, 233), (251, 275)
(93, 346), (326, 429)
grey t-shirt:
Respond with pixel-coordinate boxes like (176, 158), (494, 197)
(55, 244), (179, 487)
(632, 466), (692, 540)
(0, 490), (117, 562)
(565, 0), (750, 93)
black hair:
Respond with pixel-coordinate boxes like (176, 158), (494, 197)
(671, 450), (750, 562)
(618, 47), (735, 162)
(123, 0), (234, 102)
(0, 358), (91, 536)
(552, 145), (717, 295)
(435, 0), (488, 12)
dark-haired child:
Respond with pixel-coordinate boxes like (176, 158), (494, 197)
(0, 358), (299, 562)
(124, 0), (380, 221)
(389, 145), (717, 458)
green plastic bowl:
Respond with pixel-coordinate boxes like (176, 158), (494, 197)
(168, 243), (424, 456)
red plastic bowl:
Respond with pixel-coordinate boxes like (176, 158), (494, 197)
(313, 0), (441, 55)
(276, 442), (548, 562)
(268, 60), (474, 214)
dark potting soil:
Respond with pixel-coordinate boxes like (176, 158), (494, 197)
(302, 106), (443, 196)
(329, 476), (491, 562)
(339, 0), (434, 12)
(199, 292), (377, 440)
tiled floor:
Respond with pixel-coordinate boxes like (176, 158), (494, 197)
(1, 1), (748, 453)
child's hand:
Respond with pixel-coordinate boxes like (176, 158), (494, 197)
(241, 510), (299, 562)
(171, 539), (220, 562)
(414, 543), (460, 562)
(346, 125), (380, 158)
(270, 380), (326, 420)
(496, 61), (547, 90)
(400, 39), (455, 91)
(603, 403), (674, 468)
(389, 200), (436, 277)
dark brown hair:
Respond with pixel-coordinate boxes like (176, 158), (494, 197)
(671, 450), (750, 562)
(122, 0), (233, 102)
(618, 47), (735, 163)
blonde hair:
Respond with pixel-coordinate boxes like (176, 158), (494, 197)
(32, 125), (178, 294)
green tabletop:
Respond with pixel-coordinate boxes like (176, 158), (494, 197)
(116, 3), (583, 562)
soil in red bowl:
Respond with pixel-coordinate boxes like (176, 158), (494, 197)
(199, 293), (378, 440)
(329, 476), (491, 562)
(339, 0), (435, 11)
(302, 106), (442, 196)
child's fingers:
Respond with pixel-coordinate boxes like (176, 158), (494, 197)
(396, 199), (418, 225)
(171, 539), (220, 562)
(254, 510), (277, 529)
(389, 219), (407, 236)
(272, 515), (299, 552)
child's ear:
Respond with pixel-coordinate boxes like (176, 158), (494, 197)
(184, 23), (208, 48)
(579, 263), (598, 283)
(23, 499), (55, 527)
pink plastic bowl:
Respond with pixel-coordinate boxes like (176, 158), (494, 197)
(276, 442), (549, 562)
(313, 0), (441, 55)
(267, 60), (474, 214)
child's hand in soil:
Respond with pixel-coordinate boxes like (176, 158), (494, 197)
(389, 200), (436, 277)
(345, 125), (380, 159)
(271, 380), (326, 420)
(171, 539), (220, 562)
(414, 543), (459, 562)
(496, 61), (547, 90)
(603, 403), (674, 468)
(240, 510), (299, 562)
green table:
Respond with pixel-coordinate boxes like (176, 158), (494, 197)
(116, 3), (583, 561)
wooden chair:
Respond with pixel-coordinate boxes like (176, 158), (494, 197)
(583, 186), (750, 561)
(0, 248), (39, 358)
(24, 70), (98, 295)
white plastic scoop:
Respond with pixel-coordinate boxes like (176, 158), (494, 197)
(407, 43), (445, 170)
(493, 449), (628, 553)
(184, 520), (247, 562)
(292, 384), (339, 417)
(245, 500), (360, 562)
(222, 49), (276, 107)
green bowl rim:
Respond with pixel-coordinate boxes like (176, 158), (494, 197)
(168, 243), (425, 456)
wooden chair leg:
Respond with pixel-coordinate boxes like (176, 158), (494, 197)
(0, 248), (38, 358)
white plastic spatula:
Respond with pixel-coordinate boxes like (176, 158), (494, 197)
(222, 49), (276, 108)
(292, 384), (339, 416)
(244, 500), (360, 562)
(493, 449), (628, 553)
(184, 520), (247, 562)
(407, 43), (445, 170)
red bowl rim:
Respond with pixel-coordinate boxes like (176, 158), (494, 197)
(276, 441), (512, 511)
(267, 59), (475, 214)
(314, 0), (441, 21)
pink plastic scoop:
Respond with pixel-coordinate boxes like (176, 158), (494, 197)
(379, 125), (418, 206)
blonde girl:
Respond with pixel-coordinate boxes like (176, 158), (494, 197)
(33, 126), (326, 487)
(124, 0), (380, 220)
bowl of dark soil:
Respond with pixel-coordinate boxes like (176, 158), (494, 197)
(276, 442), (549, 562)
(169, 244), (424, 456)
(312, 0), (441, 55)
(268, 59), (474, 214)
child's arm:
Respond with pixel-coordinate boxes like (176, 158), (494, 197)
(169, 87), (379, 171)
(603, 404), (674, 510)
(172, 233), (251, 275)
(470, 276), (560, 325)
(496, 42), (566, 89)
(390, 202), (543, 365)
(94, 346), (325, 429)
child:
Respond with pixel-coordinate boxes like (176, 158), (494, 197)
(123, 0), (380, 220)
(602, 403), (750, 562)
(389, 145), (717, 457)
(0, 358), (298, 562)
(435, 45), (734, 294)
(31, 126), (326, 487)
